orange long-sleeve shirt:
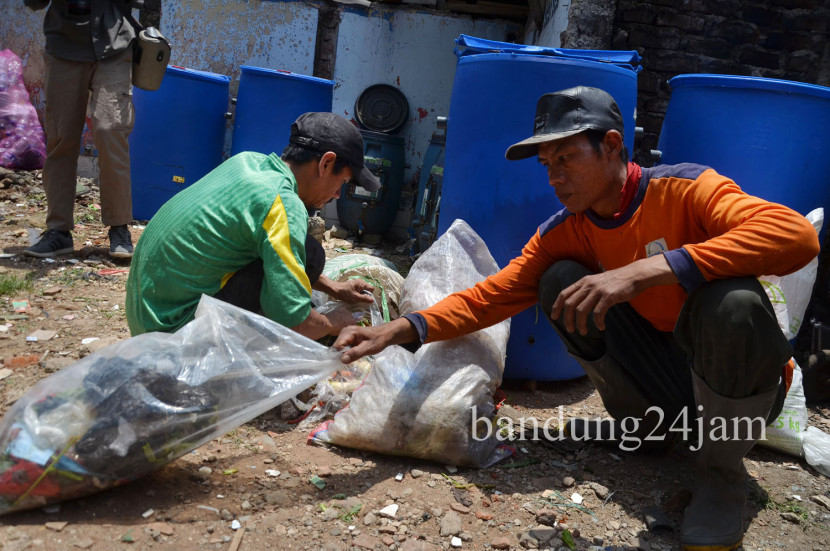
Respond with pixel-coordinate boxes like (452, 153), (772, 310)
(410, 163), (820, 342)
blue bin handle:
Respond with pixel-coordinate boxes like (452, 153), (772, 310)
(454, 34), (643, 73)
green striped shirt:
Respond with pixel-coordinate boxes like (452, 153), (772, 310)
(126, 152), (311, 335)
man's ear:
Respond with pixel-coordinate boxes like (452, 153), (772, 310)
(318, 151), (338, 175)
(603, 130), (624, 159)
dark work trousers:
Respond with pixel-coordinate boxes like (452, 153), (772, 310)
(213, 234), (325, 315)
(537, 260), (788, 426)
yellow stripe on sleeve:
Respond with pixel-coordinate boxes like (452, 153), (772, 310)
(262, 195), (312, 294)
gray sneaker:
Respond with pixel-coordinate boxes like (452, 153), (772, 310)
(108, 225), (134, 258)
(24, 229), (74, 258)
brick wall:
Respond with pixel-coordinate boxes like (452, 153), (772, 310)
(605, 0), (830, 165)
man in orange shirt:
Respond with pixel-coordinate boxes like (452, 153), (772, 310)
(335, 87), (820, 550)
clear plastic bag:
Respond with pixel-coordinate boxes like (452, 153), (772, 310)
(759, 208), (823, 339)
(760, 363), (808, 457)
(0, 50), (46, 170)
(310, 219), (513, 467)
(0, 296), (343, 515)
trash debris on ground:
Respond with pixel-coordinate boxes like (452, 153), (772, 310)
(0, 50), (47, 170)
(309, 220), (513, 467)
(0, 296), (344, 514)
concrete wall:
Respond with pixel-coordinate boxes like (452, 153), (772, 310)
(323, 6), (521, 236)
(2, 0), (520, 240)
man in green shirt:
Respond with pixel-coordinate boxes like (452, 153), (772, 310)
(126, 112), (379, 340)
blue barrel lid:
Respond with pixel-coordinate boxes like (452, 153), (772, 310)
(165, 65), (230, 84)
(240, 65), (335, 86)
(455, 51), (640, 82)
(454, 34), (643, 73)
(669, 74), (830, 100)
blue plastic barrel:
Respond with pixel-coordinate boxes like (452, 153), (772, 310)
(130, 65), (230, 221)
(231, 66), (334, 156)
(336, 130), (405, 236)
(658, 74), (830, 226)
(438, 36), (641, 381)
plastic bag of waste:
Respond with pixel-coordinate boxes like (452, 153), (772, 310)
(803, 426), (830, 478)
(0, 296), (343, 515)
(310, 219), (513, 467)
(759, 208), (823, 339)
(759, 362), (808, 456)
(0, 49), (46, 170)
(312, 254), (405, 323)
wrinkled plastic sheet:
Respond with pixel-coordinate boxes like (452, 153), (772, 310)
(0, 296), (343, 515)
(0, 49), (46, 170)
(310, 219), (513, 467)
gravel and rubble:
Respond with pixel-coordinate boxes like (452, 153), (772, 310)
(0, 170), (828, 550)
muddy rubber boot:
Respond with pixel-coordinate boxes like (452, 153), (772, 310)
(680, 372), (779, 551)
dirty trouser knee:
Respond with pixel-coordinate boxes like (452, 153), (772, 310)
(674, 277), (789, 420)
(538, 260), (695, 423)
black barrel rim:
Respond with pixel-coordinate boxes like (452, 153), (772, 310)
(355, 84), (409, 134)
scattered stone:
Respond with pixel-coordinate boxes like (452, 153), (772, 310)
(240, 500), (252, 512)
(73, 539), (94, 549)
(410, 469), (425, 479)
(382, 535), (395, 546)
(378, 504), (399, 518)
(362, 512), (376, 526)
(450, 503), (470, 514)
(440, 511), (463, 536)
(491, 536), (511, 549)
(535, 508), (557, 526)
(353, 534), (379, 550)
(45, 521), (68, 531)
(518, 530), (539, 549)
(43, 286), (62, 295)
(4, 354), (41, 369)
(588, 482), (609, 500)
(562, 476), (575, 487)
(810, 495), (830, 511)
(317, 466), (332, 477)
(475, 511), (493, 521)
(628, 535), (651, 550)
(781, 512), (802, 524)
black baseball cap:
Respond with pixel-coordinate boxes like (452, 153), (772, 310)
(505, 86), (625, 161)
(288, 112), (381, 192)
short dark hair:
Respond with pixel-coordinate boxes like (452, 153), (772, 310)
(281, 143), (351, 173)
(583, 129), (629, 163)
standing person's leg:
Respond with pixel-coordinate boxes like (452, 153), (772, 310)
(675, 277), (789, 550)
(25, 54), (90, 257)
(539, 260), (694, 444)
(89, 49), (135, 258)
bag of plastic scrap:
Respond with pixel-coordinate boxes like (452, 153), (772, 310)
(0, 50), (46, 170)
(312, 253), (405, 323)
(0, 296), (343, 515)
(309, 219), (513, 467)
(758, 208), (823, 339)
(293, 256), (405, 426)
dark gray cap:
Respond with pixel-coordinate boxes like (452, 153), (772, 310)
(289, 112), (381, 191)
(505, 86), (625, 161)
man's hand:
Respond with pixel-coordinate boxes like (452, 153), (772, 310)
(552, 255), (678, 334)
(334, 317), (418, 363)
(313, 274), (375, 304)
(331, 278), (375, 304)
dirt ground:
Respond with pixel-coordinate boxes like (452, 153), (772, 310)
(0, 168), (829, 551)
